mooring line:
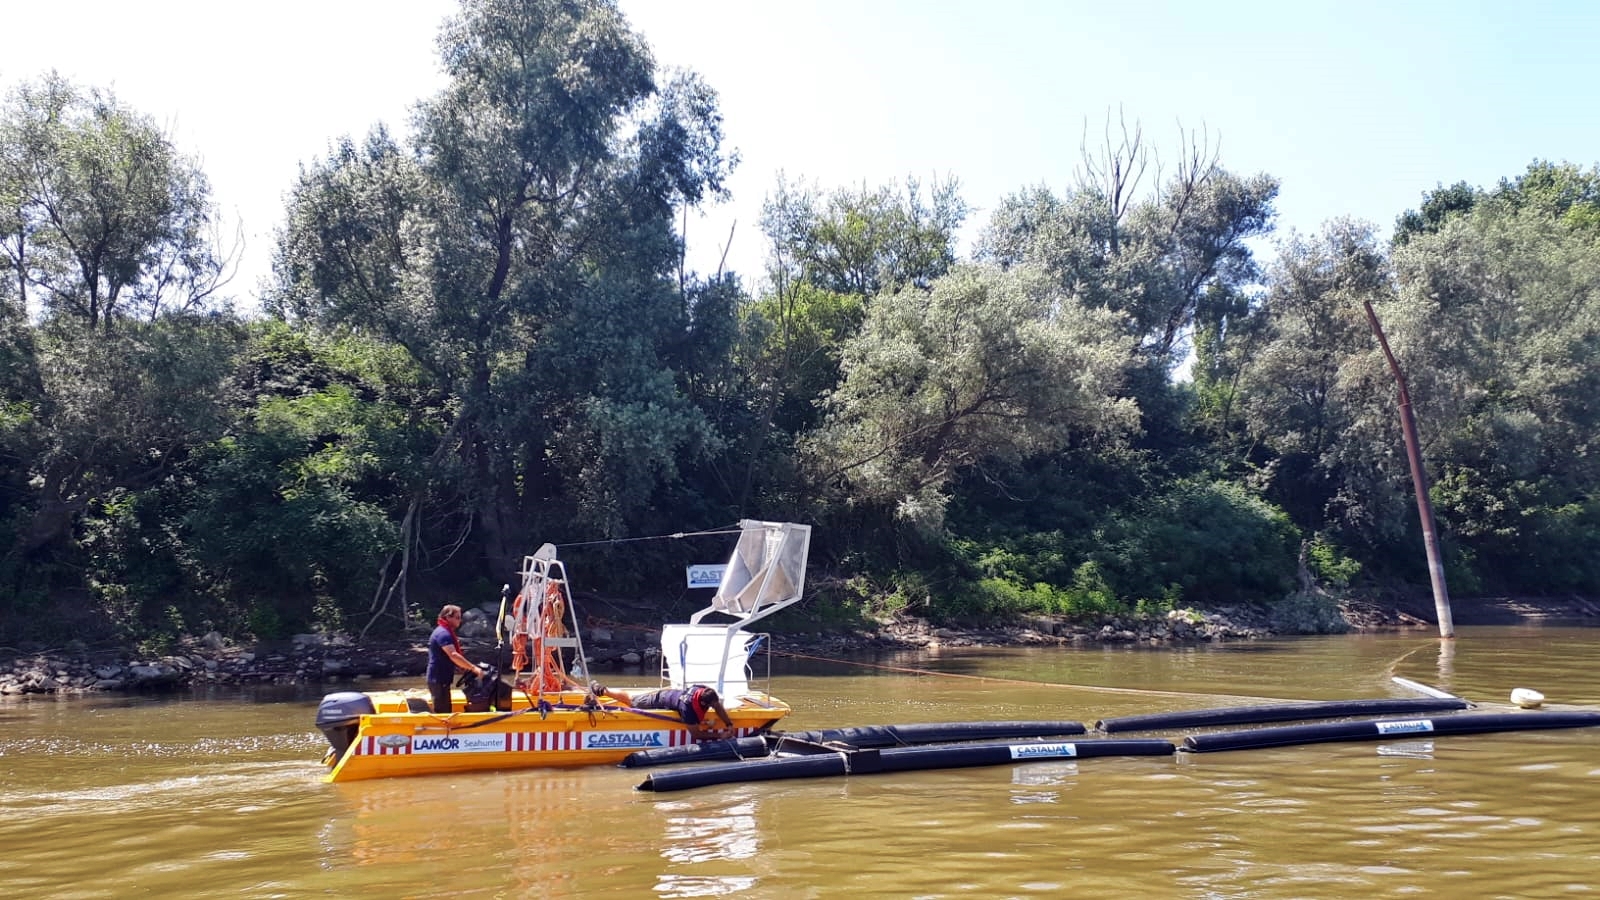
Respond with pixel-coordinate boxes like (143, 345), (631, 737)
(554, 525), (744, 550)
(772, 649), (1301, 703)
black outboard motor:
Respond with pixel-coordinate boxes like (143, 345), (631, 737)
(316, 691), (376, 760)
(459, 664), (513, 712)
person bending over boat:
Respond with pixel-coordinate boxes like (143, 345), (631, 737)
(427, 604), (485, 713)
(591, 683), (735, 738)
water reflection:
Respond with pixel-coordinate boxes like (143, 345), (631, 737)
(1436, 637), (1456, 691)
(653, 797), (763, 897)
(657, 798), (761, 863)
(654, 873), (759, 897)
(1375, 739), (1435, 759)
(1008, 760), (1078, 788)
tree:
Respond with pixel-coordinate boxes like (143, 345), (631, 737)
(703, 174), (971, 519)
(977, 120), (1278, 372)
(14, 317), (241, 560)
(1490, 159), (1600, 225)
(271, 0), (736, 585)
(1236, 220), (1388, 528)
(760, 174), (968, 297)
(803, 264), (1137, 528)
(1393, 180), (1478, 247)
(1378, 187), (1600, 588)
(0, 73), (230, 329)
(0, 74), (238, 565)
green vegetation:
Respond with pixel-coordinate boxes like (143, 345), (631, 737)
(4, 0), (1600, 647)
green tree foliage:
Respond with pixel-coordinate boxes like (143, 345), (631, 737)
(0, 73), (238, 579)
(1379, 180), (1600, 588)
(1235, 219), (1388, 528)
(1393, 180), (1479, 247)
(977, 125), (1278, 372)
(10, 14), (1600, 646)
(0, 73), (229, 329)
(1229, 161), (1600, 593)
(75, 322), (430, 641)
(702, 174), (970, 522)
(936, 467), (1300, 619)
(803, 264), (1137, 528)
(174, 333), (417, 635)
(271, 0), (735, 577)
(1491, 159), (1600, 226)
(19, 319), (240, 555)
(1098, 477), (1300, 604)
(760, 174), (969, 296)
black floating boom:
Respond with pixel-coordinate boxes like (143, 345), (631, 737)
(636, 737), (1174, 792)
(782, 721), (1087, 746)
(621, 737), (772, 768)
(1181, 710), (1600, 753)
(1097, 697), (1469, 733)
(622, 721), (1088, 769)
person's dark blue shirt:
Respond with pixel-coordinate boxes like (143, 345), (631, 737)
(426, 624), (456, 684)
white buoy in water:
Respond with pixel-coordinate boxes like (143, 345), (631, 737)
(1510, 688), (1545, 709)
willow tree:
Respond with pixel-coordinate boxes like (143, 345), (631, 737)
(271, 0), (734, 587)
(0, 73), (227, 329)
(1374, 178), (1600, 590)
(708, 176), (970, 514)
(1234, 219), (1390, 529)
(0, 74), (236, 567)
(977, 123), (1277, 373)
(803, 264), (1137, 529)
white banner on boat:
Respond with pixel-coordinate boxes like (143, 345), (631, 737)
(685, 564), (726, 589)
(583, 730), (673, 751)
(411, 733), (508, 754)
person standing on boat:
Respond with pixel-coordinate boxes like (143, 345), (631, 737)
(427, 604), (484, 713)
(591, 683), (735, 738)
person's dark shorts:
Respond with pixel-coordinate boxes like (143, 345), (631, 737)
(631, 689), (698, 723)
(428, 680), (453, 714)
(631, 689), (669, 709)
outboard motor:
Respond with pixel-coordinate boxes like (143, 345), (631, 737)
(316, 691), (375, 761)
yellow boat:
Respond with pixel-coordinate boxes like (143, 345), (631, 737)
(315, 520), (811, 782)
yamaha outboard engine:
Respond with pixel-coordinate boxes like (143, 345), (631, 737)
(316, 691), (375, 760)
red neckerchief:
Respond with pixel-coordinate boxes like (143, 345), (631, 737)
(437, 615), (462, 655)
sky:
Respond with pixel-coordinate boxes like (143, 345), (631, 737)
(7, 0), (1600, 305)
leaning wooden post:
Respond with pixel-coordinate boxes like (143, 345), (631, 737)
(1361, 300), (1455, 639)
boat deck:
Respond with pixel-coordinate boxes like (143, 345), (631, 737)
(324, 687), (790, 783)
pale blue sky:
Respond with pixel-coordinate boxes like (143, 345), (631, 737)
(8, 0), (1598, 301)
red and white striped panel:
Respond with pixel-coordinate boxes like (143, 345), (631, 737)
(506, 731), (588, 752)
(357, 736), (412, 755)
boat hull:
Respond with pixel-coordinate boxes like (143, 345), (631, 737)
(322, 688), (790, 782)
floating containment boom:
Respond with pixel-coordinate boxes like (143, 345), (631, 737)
(621, 720), (1089, 768)
(635, 738), (1174, 792)
(1181, 710), (1600, 753)
(1096, 697), (1469, 733)
(780, 720), (1087, 746)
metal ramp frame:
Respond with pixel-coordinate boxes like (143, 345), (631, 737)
(664, 520), (811, 696)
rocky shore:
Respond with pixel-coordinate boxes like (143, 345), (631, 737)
(3, 594), (1595, 698)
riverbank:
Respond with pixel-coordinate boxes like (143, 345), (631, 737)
(3, 594), (1597, 697)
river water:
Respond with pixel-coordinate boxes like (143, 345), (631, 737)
(2, 625), (1597, 898)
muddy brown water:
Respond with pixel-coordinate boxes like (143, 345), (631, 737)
(2, 625), (1597, 898)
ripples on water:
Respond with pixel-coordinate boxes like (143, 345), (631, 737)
(2, 627), (1598, 897)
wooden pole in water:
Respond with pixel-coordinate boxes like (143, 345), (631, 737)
(1362, 300), (1454, 639)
